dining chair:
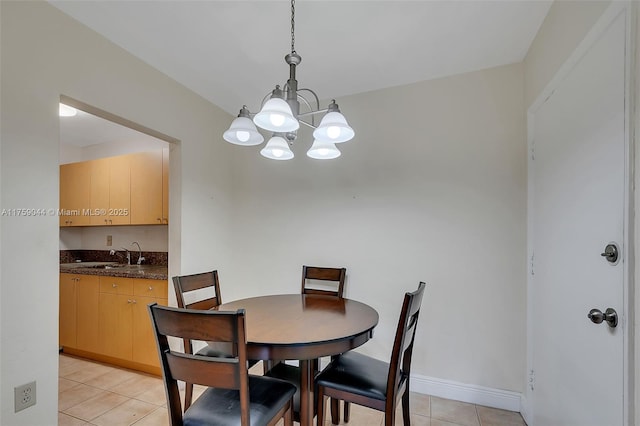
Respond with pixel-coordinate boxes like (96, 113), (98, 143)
(315, 282), (427, 426)
(265, 265), (348, 423)
(148, 303), (296, 426)
(172, 270), (258, 409)
(301, 265), (349, 422)
(301, 265), (346, 298)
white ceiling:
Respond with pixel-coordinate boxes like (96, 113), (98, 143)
(50, 0), (552, 117)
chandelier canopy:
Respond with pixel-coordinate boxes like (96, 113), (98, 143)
(223, 0), (355, 160)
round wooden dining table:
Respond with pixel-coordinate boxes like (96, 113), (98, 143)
(218, 294), (379, 426)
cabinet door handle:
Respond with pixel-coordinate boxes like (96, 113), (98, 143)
(112, 283), (118, 288)
(148, 286), (153, 291)
(127, 299), (132, 304)
(132, 300), (137, 304)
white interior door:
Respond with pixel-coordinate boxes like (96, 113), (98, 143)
(530, 10), (627, 426)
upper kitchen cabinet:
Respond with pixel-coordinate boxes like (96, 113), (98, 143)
(162, 148), (169, 223)
(60, 161), (91, 227)
(89, 156), (131, 225)
(59, 149), (168, 227)
(130, 149), (168, 225)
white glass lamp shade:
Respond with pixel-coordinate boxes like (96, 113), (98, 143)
(223, 116), (264, 146)
(307, 139), (341, 160)
(260, 136), (294, 160)
(312, 111), (354, 143)
(253, 98), (299, 132)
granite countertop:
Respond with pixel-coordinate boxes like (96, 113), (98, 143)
(60, 262), (168, 280)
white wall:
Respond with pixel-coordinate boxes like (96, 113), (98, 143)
(0, 2), (235, 424)
(60, 226), (168, 253)
(228, 63), (527, 393)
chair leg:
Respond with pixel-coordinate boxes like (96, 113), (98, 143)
(402, 389), (410, 426)
(184, 382), (193, 410)
(284, 401), (294, 426)
(317, 390), (326, 426)
(344, 401), (350, 423)
(330, 398), (340, 424)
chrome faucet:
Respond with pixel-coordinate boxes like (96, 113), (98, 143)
(120, 247), (131, 265)
(131, 241), (144, 265)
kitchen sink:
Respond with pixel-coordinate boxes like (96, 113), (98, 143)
(92, 264), (128, 269)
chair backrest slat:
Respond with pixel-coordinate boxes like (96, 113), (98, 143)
(186, 297), (219, 311)
(301, 265), (346, 298)
(166, 352), (241, 388)
(152, 303), (237, 342)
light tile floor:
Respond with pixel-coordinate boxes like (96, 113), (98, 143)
(58, 354), (526, 426)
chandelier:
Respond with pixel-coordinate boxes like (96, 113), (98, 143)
(223, 0), (355, 160)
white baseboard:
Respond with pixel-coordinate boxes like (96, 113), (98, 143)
(410, 374), (522, 413)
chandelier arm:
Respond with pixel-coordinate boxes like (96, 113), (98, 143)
(297, 119), (317, 129)
(297, 108), (329, 118)
(297, 88), (320, 111)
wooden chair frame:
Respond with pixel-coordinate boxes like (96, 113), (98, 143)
(171, 270), (223, 409)
(316, 282), (426, 426)
(148, 303), (294, 426)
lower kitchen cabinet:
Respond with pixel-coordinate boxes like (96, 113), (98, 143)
(98, 277), (134, 360)
(132, 280), (167, 366)
(60, 273), (167, 375)
(76, 275), (100, 353)
(60, 273), (100, 351)
(59, 274), (77, 348)
(98, 277), (167, 368)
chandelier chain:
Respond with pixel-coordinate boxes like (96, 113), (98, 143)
(290, 0), (296, 54)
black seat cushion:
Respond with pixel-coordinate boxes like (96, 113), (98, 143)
(315, 351), (389, 401)
(183, 375), (296, 426)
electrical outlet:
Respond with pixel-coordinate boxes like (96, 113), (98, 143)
(14, 381), (36, 412)
(107, 235), (112, 246)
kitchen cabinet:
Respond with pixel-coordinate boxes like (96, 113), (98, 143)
(59, 162), (91, 227)
(98, 277), (134, 360)
(59, 273), (100, 351)
(60, 149), (167, 227)
(89, 156), (131, 226)
(59, 274), (77, 347)
(162, 148), (169, 223)
(98, 276), (167, 369)
(59, 273), (167, 374)
(130, 150), (166, 225)
(132, 279), (167, 366)
(75, 275), (100, 353)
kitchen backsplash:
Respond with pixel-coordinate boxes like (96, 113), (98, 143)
(60, 250), (168, 266)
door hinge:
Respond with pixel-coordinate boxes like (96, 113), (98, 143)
(530, 140), (535, 160)
(530, 253), (535, 276)
(529, 369), (535, 391)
